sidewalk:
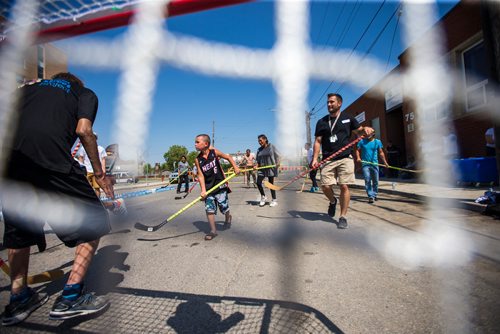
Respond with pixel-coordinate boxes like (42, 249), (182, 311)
(351, 177), (489, 213)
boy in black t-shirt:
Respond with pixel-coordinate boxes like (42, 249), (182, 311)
(194, 134), (240, 241)
(1, 73), (114, 326)
(312, 93), (374, 229)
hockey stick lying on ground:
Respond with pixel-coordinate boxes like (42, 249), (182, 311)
(360, 160), (422, 173)
(134, 165), (275, 232)
(0, 256), (65, 285)
(265, 136), (366, 191)
(175, 181), (199, 200)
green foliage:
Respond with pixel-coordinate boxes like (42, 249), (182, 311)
(143, 163), (152, 175)
(163, 145), (189, 171)
(160, 162), (168, 171)
(220, 162), (231, 171)
(187, 151), (199, 166)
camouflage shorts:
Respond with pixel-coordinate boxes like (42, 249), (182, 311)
(205, 190), (230, 215)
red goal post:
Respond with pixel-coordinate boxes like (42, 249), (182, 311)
(1, 0), (254, 43)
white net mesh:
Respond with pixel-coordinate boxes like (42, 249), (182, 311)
(0, 0), (139, 30)
(1, 0), (499, 332)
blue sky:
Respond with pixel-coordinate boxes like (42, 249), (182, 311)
(62, 0), (458, 165)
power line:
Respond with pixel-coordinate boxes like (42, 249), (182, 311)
(313, 0), (331, 44)
(318, 0), (362, 98)
(309, 0), (347, 100)
(310, 1), (393, 115)
(361, 9), (402, 124)
(335, 0), (363, 50)
(385, 8), (401, 71)
(312, 5), (399, 113)
(337, 4), (401, 95)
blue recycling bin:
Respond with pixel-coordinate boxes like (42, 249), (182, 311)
(453, 157), (498, 183)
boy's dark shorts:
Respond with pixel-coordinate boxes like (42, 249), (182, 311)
(2, 154), (110, 251)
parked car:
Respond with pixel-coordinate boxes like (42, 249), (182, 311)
(113, 172), (138, 184)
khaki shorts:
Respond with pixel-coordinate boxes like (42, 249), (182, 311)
(86, 172), (100, 190)
(320, 156), (355, 186)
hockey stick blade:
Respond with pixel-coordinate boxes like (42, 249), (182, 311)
(264, 181), (282, 191)
(28, 269), (65, 284)
(2, 257), (65, 284)
(134, 219), (168, 232)
(134, 173), (242, 233)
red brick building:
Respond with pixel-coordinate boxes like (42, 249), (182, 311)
(345, 0), (492, 165)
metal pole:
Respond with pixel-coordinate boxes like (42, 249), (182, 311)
(305, 110), (312, 144)
(212, 120), (215, 147)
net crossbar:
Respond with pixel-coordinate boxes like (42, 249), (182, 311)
(0, 0), (253, 42)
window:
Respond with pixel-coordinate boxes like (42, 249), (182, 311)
(462, 41), (488, 111)
(421, 99), (450, 122)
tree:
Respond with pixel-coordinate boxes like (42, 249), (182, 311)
(163, 145), (189, 171)
(187, 151), (199, 166)
(143, 163), (152, 175)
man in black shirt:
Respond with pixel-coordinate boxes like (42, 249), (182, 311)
(1, 73), (114, 326)
(312, 93), (373, 229)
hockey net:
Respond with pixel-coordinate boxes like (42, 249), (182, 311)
(0, 0), (498, 332)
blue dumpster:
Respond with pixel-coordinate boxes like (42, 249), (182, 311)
(453, 157), (498, 183)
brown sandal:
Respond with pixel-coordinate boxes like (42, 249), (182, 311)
(204, 232), (218, 241)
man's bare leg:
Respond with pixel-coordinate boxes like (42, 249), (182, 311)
(66, 240), (99, 285)
(339, 184), (350, 217)
(321, 185), (336, 203)
(8, 248), (30, 294)
(206, 213), (217, 234)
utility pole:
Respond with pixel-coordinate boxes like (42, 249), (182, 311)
(212, 120), (215, 147)
(481, 0), (500, 184)
(305, 110), (312, 144)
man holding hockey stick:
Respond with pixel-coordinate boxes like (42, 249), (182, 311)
(1, 73), (113, 326)
(312, 93), (374, 229)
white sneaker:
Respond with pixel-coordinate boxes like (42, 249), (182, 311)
(270, 200), (278, 207)
(259, 196), (267, 207)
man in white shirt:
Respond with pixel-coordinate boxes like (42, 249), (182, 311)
(77, 133), (107, 197)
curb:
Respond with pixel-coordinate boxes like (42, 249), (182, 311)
(350, 184), (486, 213)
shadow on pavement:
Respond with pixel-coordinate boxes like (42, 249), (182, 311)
(136, 230), (202, 242)
(288, 210), (334, 223)
(7, 287), (344, 333)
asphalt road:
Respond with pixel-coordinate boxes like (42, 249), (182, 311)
(1, 176), (499, 333)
